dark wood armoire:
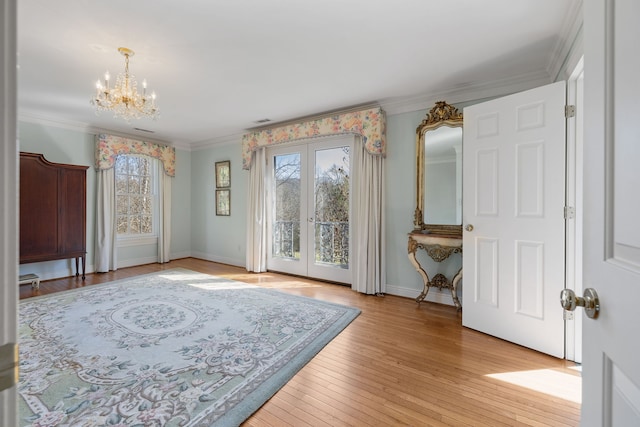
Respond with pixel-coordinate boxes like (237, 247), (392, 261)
(19, 152), (89, 279)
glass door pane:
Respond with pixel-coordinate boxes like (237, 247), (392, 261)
(273, 153), (301, 260)
(267, 147), (308, 277)
(308, 144), (351, 283)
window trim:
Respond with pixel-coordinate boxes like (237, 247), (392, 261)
(117, 235), (159, 248)
(115, 154), (160, 243)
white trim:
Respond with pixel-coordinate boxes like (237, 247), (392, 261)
(19, 263), (96, 282)
(559, 24), (584, 82)
(170, 251), (192, 260)
(385, 283), (456, 306)
(117, 236), (158, 247)
(17, 112), (188, 149)
(381, 69), (552, 116)
(18, 69), (564, 149)
(191, 251), (245, 268)
(190, 133), (243, 151)
(1, 0), (18, 420)
(547, 0), (584, 81)
(426, 157), (457, 165)
(565, 56), (584, 363)
(116, 256), (159, 269)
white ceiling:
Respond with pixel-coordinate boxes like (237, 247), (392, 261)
(17, 0), (581, 148)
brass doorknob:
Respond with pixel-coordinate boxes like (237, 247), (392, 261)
(465, 224), (474, 232)
(560, 288), (600, 319)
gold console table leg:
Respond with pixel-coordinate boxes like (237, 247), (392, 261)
(408, 235), (462, 309)
(451, 267), (462, 310)
(408, 249), (431, 304)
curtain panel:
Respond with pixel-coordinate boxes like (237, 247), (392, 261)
(246, 148), (267, 273)
(241, 107), (385, 169)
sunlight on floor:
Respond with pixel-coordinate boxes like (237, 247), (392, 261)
(158, 271), (322, 290)
(159, 272), (213, 281)
(254, 280), (323, 289)
(486, 368), (582, 404)
(225, 273), (324, 289)
(187, 282), (257, 290)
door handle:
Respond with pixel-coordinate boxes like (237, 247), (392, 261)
(560, 288), (600, 319)
(465, 224), (474, 232)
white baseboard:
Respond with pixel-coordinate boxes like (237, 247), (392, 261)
(170, 251), (192, 260)
(190, 251), (245, 268)
(385, 283), (456, 307)
(19, 262), (95, 282)
(117, 256), (159, 269)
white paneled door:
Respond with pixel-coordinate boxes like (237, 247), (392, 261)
(462, 81), (567, 357)
(581, 0), (640, 424)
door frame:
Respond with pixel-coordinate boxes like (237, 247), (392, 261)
(0, 0), (19, 423)
(565, 57), (584, 363)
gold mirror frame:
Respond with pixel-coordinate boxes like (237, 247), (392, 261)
(414, 101), (463, 237)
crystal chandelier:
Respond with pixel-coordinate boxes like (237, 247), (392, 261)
(91, 47), (159, 121)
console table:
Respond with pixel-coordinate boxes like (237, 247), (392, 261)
(408, 232), (462, 310)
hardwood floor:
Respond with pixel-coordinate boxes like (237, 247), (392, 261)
(19, 258), (581, 426)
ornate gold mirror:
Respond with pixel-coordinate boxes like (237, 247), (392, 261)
(413, 101), (463, 236)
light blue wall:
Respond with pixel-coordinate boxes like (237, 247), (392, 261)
(18, 122), (96, 280)
(190, 142), (247, 267)
(185, 107), (464, 304)
(17, 121), (192, 279)
(171, 149), (192, 258)
(384, 109), (462, 304)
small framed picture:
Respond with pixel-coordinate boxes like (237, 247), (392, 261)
(215, 161), (231, 188)
(216, 189), (230, 216)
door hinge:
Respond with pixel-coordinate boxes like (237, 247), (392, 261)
(0, 342), (18, 392)
(564, 206), (576, 219)
(565, 105), (576, 118)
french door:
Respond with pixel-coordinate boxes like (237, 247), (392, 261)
(266, 136), (352, 284)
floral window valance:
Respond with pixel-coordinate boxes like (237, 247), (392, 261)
(95, 134), (176, 177)
(241, 107), (386, 169)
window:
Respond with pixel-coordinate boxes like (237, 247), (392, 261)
(115, 155), (158, 237)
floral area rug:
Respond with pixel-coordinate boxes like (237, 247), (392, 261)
(18, 269), (360, 426)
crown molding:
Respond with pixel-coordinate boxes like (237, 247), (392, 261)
(18, 64), (568, 152)
(379, 69), (552, 116)
(190, 132), (244, 151)
(18, 112), (93, 134)
(547, 0), (583, 81)
(17, 111), (188, 149)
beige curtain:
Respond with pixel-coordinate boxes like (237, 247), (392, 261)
(352, 138), (386, 294)
(94, 168), (117, 272)
(246, 148), (267, 272)
(158, 168), (172, 263)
